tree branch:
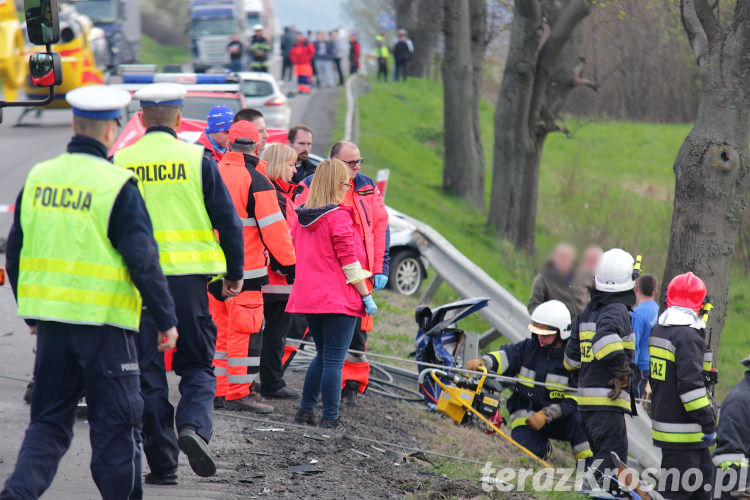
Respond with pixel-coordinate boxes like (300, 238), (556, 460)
(681, 0), (709, 67)
(527, 0), (591, 126)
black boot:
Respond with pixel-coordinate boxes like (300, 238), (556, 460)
(341, 381), (359, 407)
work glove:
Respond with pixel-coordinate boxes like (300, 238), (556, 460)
(608, 375), (629, 401)
(701, 432), (716, 445)
(466, 357), (485, 371)
(373, 274), (389, 290)
(526, 411), (547, 431)
(362, 295), (378, 315)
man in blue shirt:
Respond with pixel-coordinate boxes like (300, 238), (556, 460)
(631, 274), (659, 397)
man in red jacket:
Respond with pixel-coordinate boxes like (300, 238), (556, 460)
(297, 140), (389, 405)
(290, 34), (315, 94)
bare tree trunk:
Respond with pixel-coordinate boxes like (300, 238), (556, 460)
(442, 0), (484, 207)
(393, 0), (414, 33)
(661, 1), (750, 353)
(408, 0), (443, 78)
(469, 0), (487, 179)
(487, 0), (592, 253)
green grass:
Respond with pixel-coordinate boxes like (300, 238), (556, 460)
(355, 77), (749, 400)
(139, 35), (190, 68)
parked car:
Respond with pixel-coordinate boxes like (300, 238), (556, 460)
(386, 207), (428, 296)
(236, 71), (291, 129)
(307, 154), (427, 296)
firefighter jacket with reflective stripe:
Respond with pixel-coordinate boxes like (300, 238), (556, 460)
(17, 153), (142, 331)
(263, 179), (299, 298)
(114, 131), (226, 276)
(484, 338), (578, 430)
(713, 372), (750, 469)
(564, 297), (635, 412)
(649, 323), (716, 449)
(217, 152), (295, 291)
(299, 172), (390, 275)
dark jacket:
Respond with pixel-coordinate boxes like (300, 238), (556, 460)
(650, 321), (716, 449)
(6, 135), (178, 331)
(393, 40), (412, 62)
(484, 338), (579, 428)
(528, 261), (580, 324)
(713, 371), (750, 470)
(313, 40), (333, 61)
(564, 291), (636, 413)
(281, 29), (296, 57)
(291, 158), (316, 184)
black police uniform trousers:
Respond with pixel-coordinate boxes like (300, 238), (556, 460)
(137, 275), (216, 475)
(658, 447), (713, 500)
(581, 409), (628, 472)
(1, 322), (143, 500)
(511, 412), (590, 464)
(260, 296), (305, 394)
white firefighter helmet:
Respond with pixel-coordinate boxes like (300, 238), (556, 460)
(595, 248), (636, 293)
(528, 300), (572, 340)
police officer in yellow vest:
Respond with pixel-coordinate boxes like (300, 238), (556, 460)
(113, 83), (244, 482)
(1, 85), (179, 500)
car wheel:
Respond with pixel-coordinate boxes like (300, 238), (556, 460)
(389, 251), (423, 296)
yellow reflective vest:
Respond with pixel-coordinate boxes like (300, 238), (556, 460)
(114, 131), (226, 276)
(17, 153), (142, 331)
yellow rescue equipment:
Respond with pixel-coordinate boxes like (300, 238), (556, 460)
(429, 367), (554, 469)
(0, 0), (27, 101)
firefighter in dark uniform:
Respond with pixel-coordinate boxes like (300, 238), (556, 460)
(1, 85), (178, 500)
(467, 300), (593, 463)
(649, 272), (717, 499)
(114, 83), (245, 482)
(564, 248), (638, 475)
(713, 355), (750, 499)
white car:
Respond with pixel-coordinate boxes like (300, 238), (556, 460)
(236, 71), (291, 129)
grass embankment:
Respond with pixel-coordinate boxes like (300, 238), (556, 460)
(139, 35), (190, 69)
(353, 77), (748, 402)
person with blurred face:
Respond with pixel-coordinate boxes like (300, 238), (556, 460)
(573, 245), (604, 312)
(296, 140), (389, 405)
(287, 124), (315, 183)
(233, 108), (270, 172)
(528, 243), (581, 325)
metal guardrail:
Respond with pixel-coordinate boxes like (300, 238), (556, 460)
(398, 211), (531, 345)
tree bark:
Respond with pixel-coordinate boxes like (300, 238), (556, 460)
(469, 0), (488, 181)
(487, 0), (591, 253)
(661, 1), (750, 353)
(442, 0), (485, 207)
(407, 0), (443, 78)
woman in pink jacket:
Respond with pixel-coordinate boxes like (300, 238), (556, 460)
(287, 159), (377, 430)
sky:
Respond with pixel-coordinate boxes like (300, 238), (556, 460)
(275, 0), (349, 32)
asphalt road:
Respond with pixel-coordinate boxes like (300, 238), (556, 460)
(0, 77), (341, 497)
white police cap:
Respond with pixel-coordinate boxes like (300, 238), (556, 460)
(135, 83), (187, 107)
(65, 85), (131, 120)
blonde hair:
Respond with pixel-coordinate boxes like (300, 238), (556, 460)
(305, 159), (350, 209)
(261, 143), (298, 182)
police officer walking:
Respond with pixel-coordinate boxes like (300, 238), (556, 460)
(114, 83), (245, 481)
(650, 272), (717, 499)
(564, 248), (637, 481)
(1, 85), (179, 500)
(466, 300), (592, 463)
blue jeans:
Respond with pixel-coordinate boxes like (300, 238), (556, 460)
(300, 314), (357, 420)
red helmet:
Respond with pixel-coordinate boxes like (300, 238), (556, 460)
(666, 272), (707, 311)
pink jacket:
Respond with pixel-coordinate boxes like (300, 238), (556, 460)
(286, 204), (366, 317)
